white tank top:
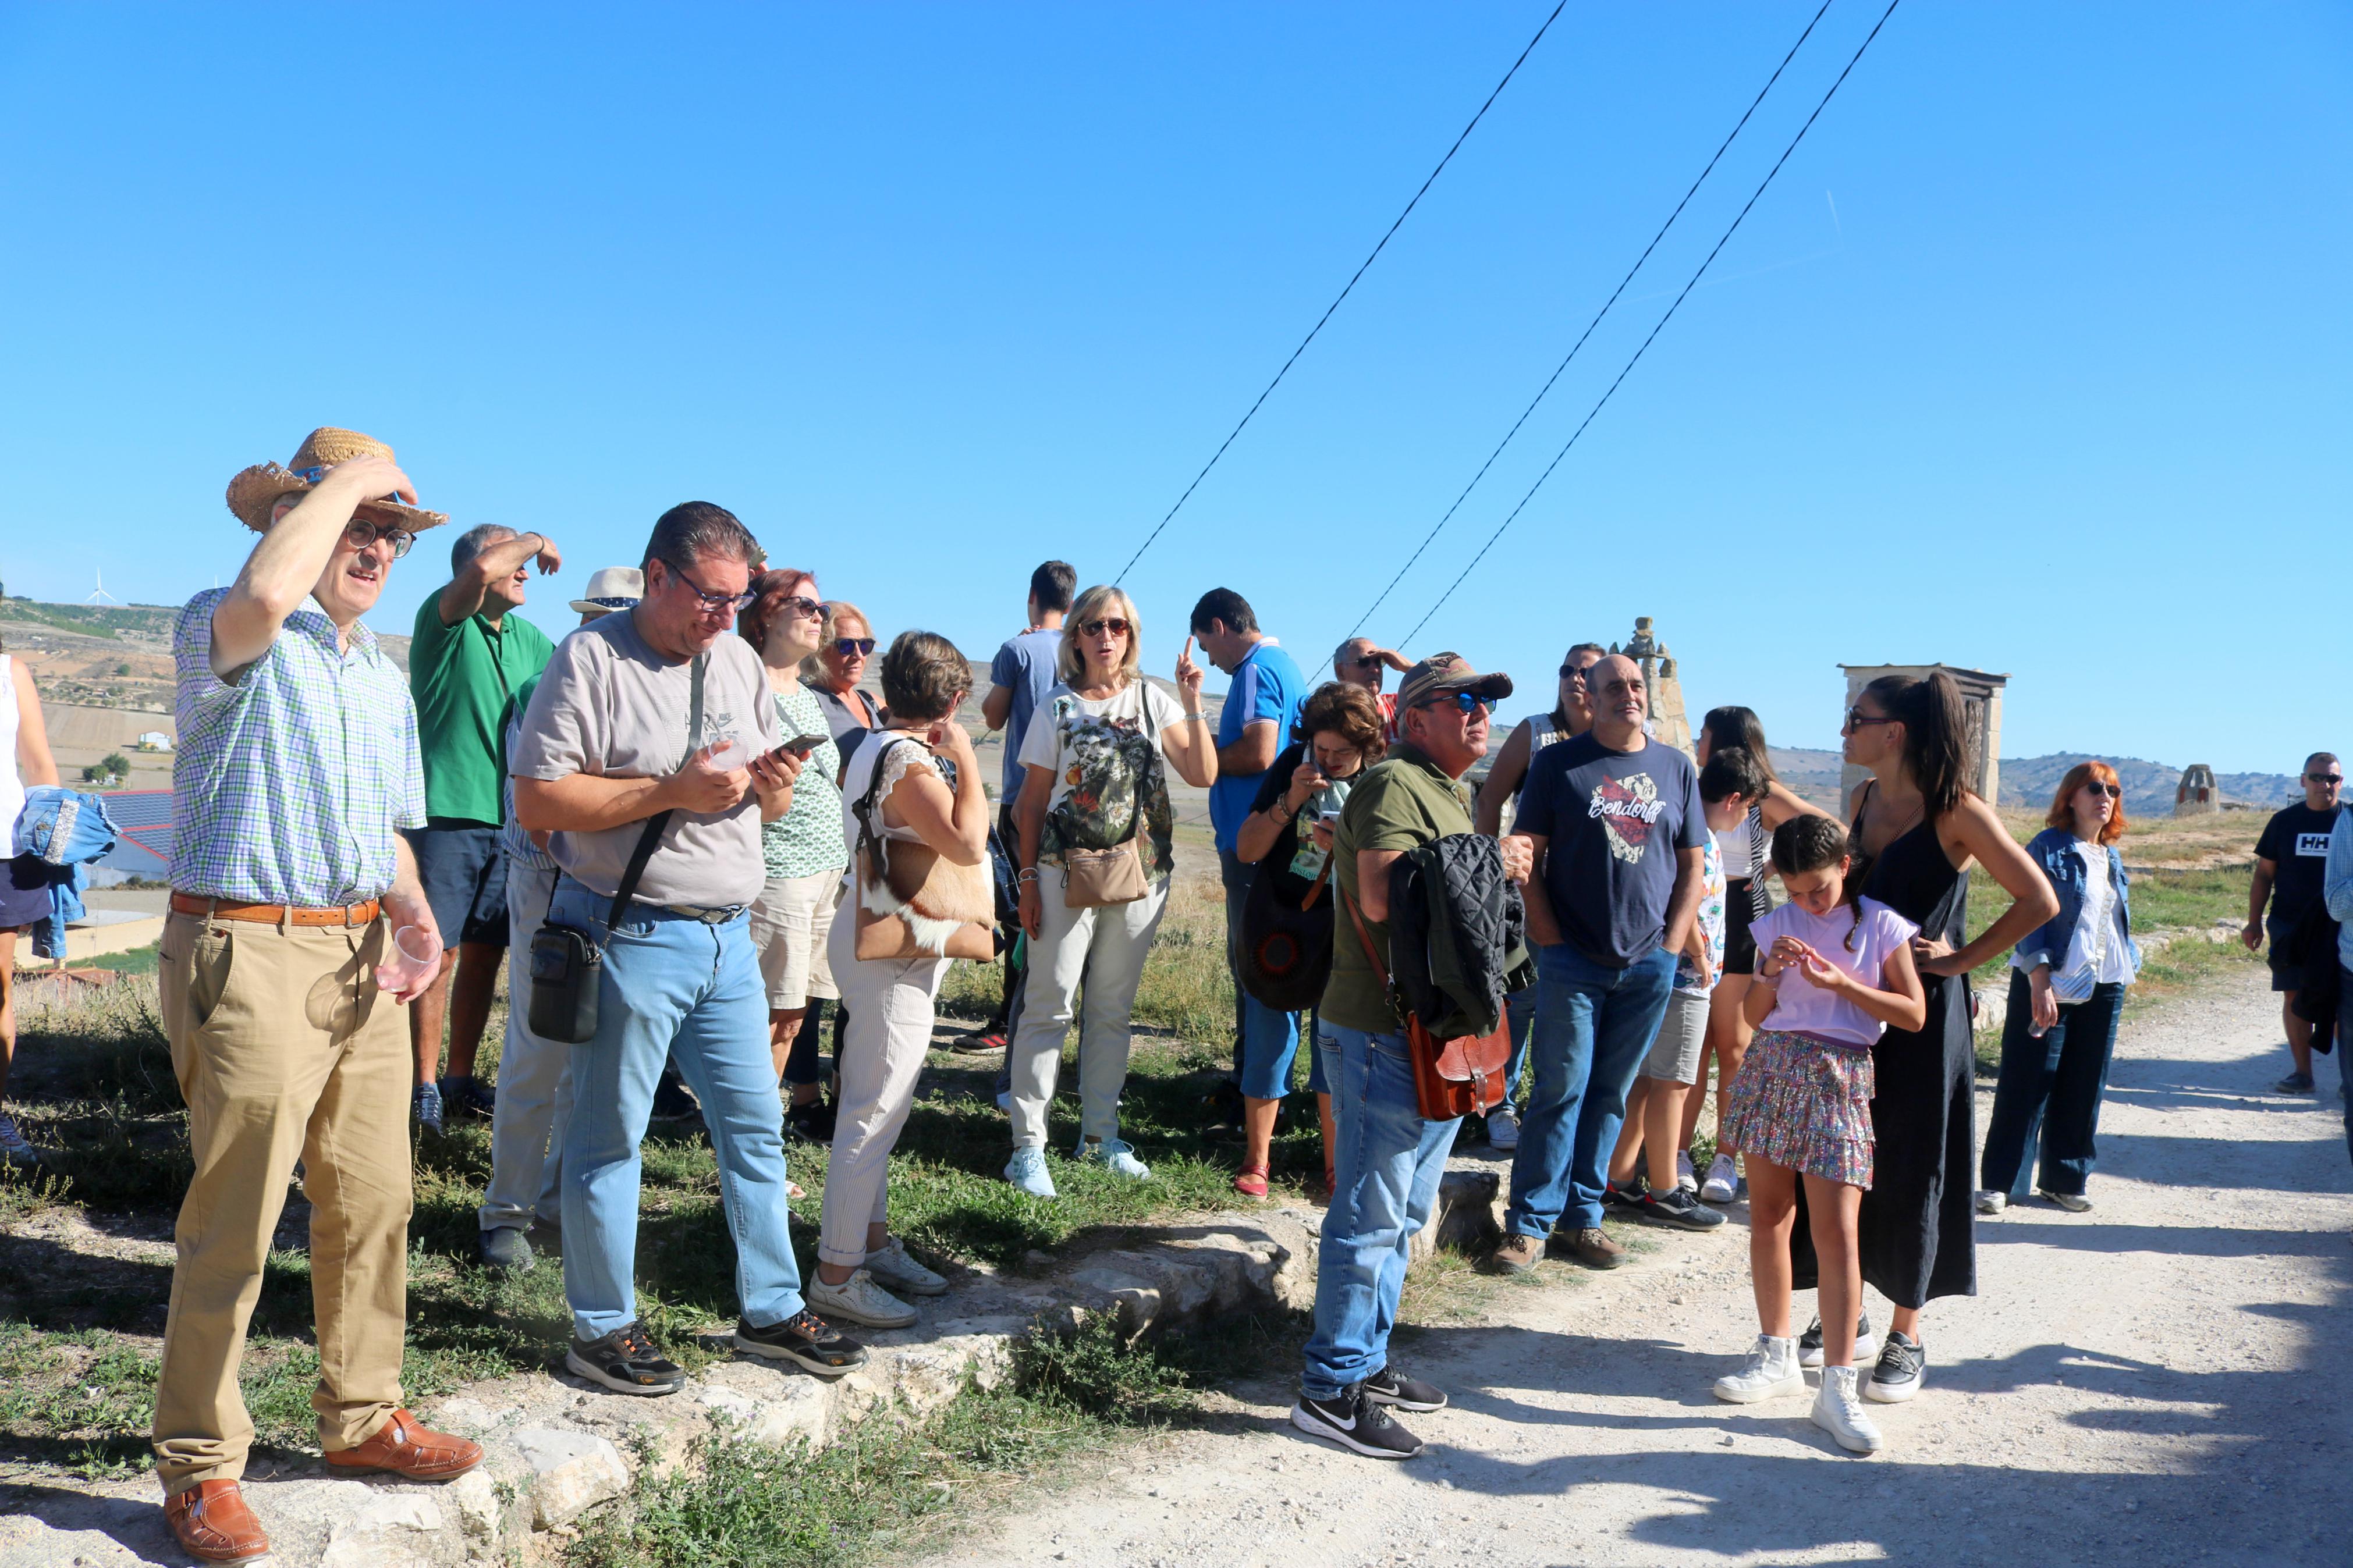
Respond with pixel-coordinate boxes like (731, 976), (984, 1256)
(1717, 808), (1755, 879)
(1510, 713), (1570, 802)
(0, 656), (24, 852)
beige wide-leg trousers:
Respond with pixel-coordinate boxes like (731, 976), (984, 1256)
(151, 909), (411, 1493)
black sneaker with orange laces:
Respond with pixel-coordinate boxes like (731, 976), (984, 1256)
(566, 1320), (686, 1396)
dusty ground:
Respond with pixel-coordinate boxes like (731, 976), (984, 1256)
(917, 966), (2353, 1568)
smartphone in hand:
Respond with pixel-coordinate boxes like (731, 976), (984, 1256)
(769, 733), (823, 761)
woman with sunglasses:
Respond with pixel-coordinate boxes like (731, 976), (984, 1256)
(740, 571), (851, 1141)
(1801, 671), (2054, 1407)
(1976, 762), (2139, 1217)
(1003, 586), (1215, 1195)
(804, 603), (886, 779)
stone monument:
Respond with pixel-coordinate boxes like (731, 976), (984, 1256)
(1613, 617), (1691, 757)
(2175, 763), (2221, 816)
(1836, 663), (2008, 806)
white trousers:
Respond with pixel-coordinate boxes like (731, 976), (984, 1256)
(1007, 876), (1170, 1149)
(819, 913), (948, 1267)
(480, 857), (570, 1233)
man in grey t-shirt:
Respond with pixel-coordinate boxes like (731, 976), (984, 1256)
(511, 502), (867, 1395)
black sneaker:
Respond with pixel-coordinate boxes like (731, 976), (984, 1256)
(952, 1026), (1008, 1055)
(1798, 1312), (1876, 1370)
(650, 1064), (701, 1124)
(439, 1074), (496, 1122)
(1635, 1186), (1727, 1231)
(1290, 1385), (1425, 1459)
(734, 1310), (867, 1378)
(412, 1082), (445, 1137)
(2273, 1071), (2315, 1095)
(566, 1320), (685, 1396)
(785, 1098), (837, 1144)
(1863, 1331), (1926, 1403)
(1602, 1178), (1646, 1211)
(1361, 1364), (1447, 1413)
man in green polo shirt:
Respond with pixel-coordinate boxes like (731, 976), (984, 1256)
(406, 524), (560, 1133)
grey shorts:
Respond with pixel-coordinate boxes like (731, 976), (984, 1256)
(1640, 988), (1711, 1085)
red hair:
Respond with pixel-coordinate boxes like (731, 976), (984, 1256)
(737, 567), (818, 649)
(2046, 760), (2127, 845)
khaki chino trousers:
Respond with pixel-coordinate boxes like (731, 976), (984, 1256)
(152, 909), (411, 1493)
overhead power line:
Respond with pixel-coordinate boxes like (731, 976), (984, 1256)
(1392, 0), (1904, 652)
(1341, 0), (1837, 645)
(1113, 1), (1569, 585)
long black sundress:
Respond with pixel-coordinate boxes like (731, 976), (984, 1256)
(1790, 783), (1978, 1309)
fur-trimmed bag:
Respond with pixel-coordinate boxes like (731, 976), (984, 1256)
(851, 738), (995, 961)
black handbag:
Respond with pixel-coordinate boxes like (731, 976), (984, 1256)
(1238, 854), (1335, 1012)
(527, 655), (705, 1044)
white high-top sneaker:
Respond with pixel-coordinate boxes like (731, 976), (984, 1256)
(1713, 1335), (1805, 1403)
(1811, 1364), (1886, 1453)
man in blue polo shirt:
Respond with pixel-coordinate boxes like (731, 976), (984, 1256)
(1191, 588), (1307, 1110)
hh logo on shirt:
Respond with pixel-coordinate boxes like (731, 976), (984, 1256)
(1587, 773), (1663, 865)
(2295, 832), (2332, 858)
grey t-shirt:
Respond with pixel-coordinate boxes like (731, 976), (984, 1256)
(511, 610), (780, 908)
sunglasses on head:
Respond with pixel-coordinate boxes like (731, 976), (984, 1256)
(833, 637), (877, 657)
(1079, 617), (1130, 637)
(341, 520), (414, 559)
(1417, 691), (1493, 716)
(2082, 781), (2121, 798)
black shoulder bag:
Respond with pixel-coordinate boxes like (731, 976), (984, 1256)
(527, 653), (707, 1044)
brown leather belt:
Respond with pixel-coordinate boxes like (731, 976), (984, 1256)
(170, 894), (384, 927)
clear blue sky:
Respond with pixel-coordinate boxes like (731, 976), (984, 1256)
(2, 3), (2344, 771)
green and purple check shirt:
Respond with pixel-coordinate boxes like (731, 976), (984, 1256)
(169, 588), (425, 905)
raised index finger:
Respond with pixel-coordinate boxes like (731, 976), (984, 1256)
(1180, 635), (1195, 662)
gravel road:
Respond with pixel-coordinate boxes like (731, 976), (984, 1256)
(925, 968), (2353, 1567)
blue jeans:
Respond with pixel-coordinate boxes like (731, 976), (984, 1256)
(1980, 971), (2125, 1200)
(1501, 984), (1538, 1107)
(1300, 1023), (1461, 1400)
(1504, 944), (1678, 1238)
(552, 877), (805, 1341)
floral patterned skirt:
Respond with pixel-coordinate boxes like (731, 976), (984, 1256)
(1720, 1028), (1876, 1188)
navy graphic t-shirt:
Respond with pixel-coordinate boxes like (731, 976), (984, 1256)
(1516, 733), (1707, 968)
(2256, 802), (2338, 930)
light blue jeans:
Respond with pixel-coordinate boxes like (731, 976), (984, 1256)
(552, 877), (805, 1341)
(1300, 1023), (1461, 1402)
(1504, 943), (1678, 1238)
(480, 857), (569, 1233)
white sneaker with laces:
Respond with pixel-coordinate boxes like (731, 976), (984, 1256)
(1713, 1335), (1805, 1403)
(806, 1270), (917, 1329)
(1675, 1150), (1699, 1193)
(1486, 1104), (1520, 1151)
(1076, 1136), (1150, 1179)
(1811, 1364), (1884, 1453)
(865, 1237), (948, 1296)
(1974, 1189), (2006, 1215)
(1699, 1153), (1739, 1204)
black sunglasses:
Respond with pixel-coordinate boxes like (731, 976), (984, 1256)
(1845, 707), (1896, 730)
(1079, 617), (1131, 637)
(833, 637), (877, 657)
(2082, 781), (2121, 798)
(1417, 691), (1493, 716)
(1558, 663), (1591, 682)
(2311, 772), (2345, 785)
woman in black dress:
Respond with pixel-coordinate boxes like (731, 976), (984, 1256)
(1795, 670), (2055, 1406)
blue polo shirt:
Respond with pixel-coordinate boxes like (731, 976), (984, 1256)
(1209, 639), (1305, 852)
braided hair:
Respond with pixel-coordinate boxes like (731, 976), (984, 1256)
(1771, 813), (1865, 952)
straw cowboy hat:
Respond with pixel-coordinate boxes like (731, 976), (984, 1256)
(569, 567), (645, 616)
(224, 426), (449, 535)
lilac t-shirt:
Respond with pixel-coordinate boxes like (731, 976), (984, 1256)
(1749, 896), (1919, 1047)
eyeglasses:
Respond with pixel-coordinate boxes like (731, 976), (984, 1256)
(1417, 691), (1493, 716)
(833, 637), (877, 657)
(341, 520), (414, 559)
(1844, 707), (1896, 730)
(669, 563), (757, 614)
(2082, 781), (2121, 798)
(1558, 663), (1592, 682)
(776, 595), (824, 621)
(1079, 617), (1131, 638)
(2312, 772), (2345, 785)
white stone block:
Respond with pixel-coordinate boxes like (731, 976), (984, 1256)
(508, 1427), (630, 1528)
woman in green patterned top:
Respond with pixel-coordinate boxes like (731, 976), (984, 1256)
(740, 571), (849, 1112)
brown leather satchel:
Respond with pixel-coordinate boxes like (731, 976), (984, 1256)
(851, 741), (996, 962)
(1341, 884), (1511, 1121)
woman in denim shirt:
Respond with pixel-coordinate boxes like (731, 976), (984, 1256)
(1977, 760), (2141, 1215)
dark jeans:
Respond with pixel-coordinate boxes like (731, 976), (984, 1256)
(782, 1000), (847, 1090)
(1980, 969), (2125, 1200)
(2339, 966), (2353, 1168)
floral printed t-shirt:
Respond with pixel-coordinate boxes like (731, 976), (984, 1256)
(1674, 833), (1727, 997)
(1016, 680), (1183, 876)
(761, 680), (847, 880)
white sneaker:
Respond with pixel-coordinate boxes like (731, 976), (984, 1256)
(1486, 1104), (1521, 1151)
(1713, 1335), (1805, 1403)
(865, 1236), (948, 1297)
(1974, 1189), (2007, 1215)
(1075, 1136), (1150, 1179)
(1811, 1364), (1884, 1453)
(806, 1270), (917, 1329)
(1675, 1150), (1699, 1193)
(1699, 1153), (1740, 1204)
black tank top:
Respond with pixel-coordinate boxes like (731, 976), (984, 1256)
(1850, 781), (1967, 949)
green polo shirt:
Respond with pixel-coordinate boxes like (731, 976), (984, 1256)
(1322, 742), (1477, 1033)
(410, 598), (555, 826)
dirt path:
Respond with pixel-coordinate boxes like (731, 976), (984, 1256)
(922, 968), (2353, 1567)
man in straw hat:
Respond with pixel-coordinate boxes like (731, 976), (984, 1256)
(403, 522), (562, 1136)
(1291, 652), (1533, 1461)
(155, 428), (482, 1562)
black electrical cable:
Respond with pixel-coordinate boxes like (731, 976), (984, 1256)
(1341, 0), (1837, 645)
(1113, 1), (1568, 585)
(1392, 0), (1903, 652)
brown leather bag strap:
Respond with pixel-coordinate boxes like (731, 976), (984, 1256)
(1301, 853), (1335, 911)
(1340, 884), (1390, 991)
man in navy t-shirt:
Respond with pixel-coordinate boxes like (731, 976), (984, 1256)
(973, 560), (1075, 1050)
(1192, 588), (1307, 1098)
(1492, 654), (1706, 1274)
(2247, 751), (2344, 1093)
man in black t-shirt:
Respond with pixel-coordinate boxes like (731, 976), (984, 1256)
(2246, 751), (2345, 1093)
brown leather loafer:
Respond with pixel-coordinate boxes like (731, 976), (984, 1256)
(165, 1479), (270, 1565)
(324, 1407), (484, 1481)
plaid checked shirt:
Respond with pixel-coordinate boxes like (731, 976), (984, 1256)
(169, 588), (426, 905)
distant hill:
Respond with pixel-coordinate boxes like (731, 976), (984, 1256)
(1766, 744), (2300, 819)
(0, 596), (176, 641)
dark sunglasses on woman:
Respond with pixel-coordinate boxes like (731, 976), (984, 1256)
(1079, 617), (1130, 637)
(834, 637), (876, 657)
(2082, 781), (2121, 798)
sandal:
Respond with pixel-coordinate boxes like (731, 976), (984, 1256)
(1233, 1162), (1270, 1199)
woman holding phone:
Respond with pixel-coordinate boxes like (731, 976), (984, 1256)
(741, 571), (851, 1137)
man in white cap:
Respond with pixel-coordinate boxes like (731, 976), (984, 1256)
(157, 429), (481, 1564)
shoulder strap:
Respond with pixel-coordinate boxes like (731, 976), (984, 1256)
(851, 735), (922, 860)
(603, 652), (705, 930)
(1340, 884), (1390, 990)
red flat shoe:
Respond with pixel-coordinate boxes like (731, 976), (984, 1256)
(1233, 1162), (1269, 1199)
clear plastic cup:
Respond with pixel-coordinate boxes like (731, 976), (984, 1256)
(375, 924), (442, 996)
(702, 735), (753, 772)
